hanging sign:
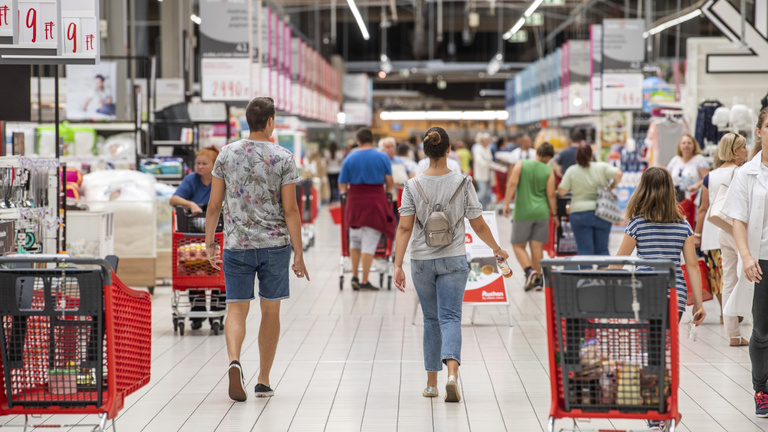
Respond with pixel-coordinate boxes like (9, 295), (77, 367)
(703, 0), (768, 72)
(199, 0), (250, 101)
(590, 24), (602, 111)
(0, 0), (12, 39)
(463, 211), (509, 305)
(601, 19), (644, 110)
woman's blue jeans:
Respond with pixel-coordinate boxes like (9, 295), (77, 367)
(569, 210), (612, 258)
(411, 256), (469, 372)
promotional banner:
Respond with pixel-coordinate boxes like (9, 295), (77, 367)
(342, 73), (372, 126)
(590, 24), (602, 111)
(601, 19), (644, 110)
(250, 0), (260, 98)
(463, 211), (509, 305)
(199, 0), (249, 101)
(568, 40), (591, 116)
(66, 62), (117, 120)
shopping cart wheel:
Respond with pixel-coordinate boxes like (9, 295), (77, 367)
(178, 322), (185, 336)
(340, 276), (344, 290)
(212, 321), (221, 335)
(379, 273), (384, 288)
(387, 276), (392, 290)
(173, 318), (178, 333)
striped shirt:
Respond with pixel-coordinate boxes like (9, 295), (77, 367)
(626, 215), (693, 312)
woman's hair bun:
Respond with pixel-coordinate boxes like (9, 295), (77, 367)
(425, 131), (441, 145)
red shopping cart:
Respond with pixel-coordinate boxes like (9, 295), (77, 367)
(338, 193), (394, 290)
(297, 179), (318, 252)
(541, 257), (681, 432)
(0, 256), (151, 431)
(171, 208), (226, 336)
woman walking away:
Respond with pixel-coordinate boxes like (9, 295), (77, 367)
(722, 106), (768, 417)
(611, 167), (706, 430)
(557, 144), (623, 260)
(394, 127), (509, 403)
(694, 133), (749, 345)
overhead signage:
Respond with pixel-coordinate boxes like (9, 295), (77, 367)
(508, 30), (528, 43)
(601, 19), (644, 110)
(463, 212), (508, 305)
(568, 40), (591, 115)
(590, 24), (602, 111)
(525, 12), (543, 26)
(199, 0), (250, 101)
(0, 0), (100, 65)
(703, 0), (768, 72)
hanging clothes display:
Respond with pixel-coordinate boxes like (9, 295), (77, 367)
(695, 100), (722, 148)
(646, 116), (688, 167)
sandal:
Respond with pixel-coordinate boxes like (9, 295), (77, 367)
(730, 337), (749, 347)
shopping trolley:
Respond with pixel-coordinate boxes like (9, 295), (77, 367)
(338, 193), (394, 291)
(297, 178), (318, 252)
(0, 255), (151, 431)
(171, 208), (226, 336)
(541, 257), (681, 432)
(544, 195), (578, 258)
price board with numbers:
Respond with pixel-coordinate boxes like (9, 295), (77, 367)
(199, 0), (249, 101)
(602, 73), (643, 110)
(0, 0), (99, 64)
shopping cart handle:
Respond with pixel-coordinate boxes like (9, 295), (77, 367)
(540, 256), (676, 270)
(0, 255), (112, 284)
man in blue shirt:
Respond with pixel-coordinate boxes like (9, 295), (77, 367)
(339, 129), (395, 290)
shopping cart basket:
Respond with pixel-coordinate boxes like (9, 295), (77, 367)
(338, 193), (394, 290)
(0, 255), (151, 431)
(297, 179), (317, 252)
(541, 257), (681, 432)
(172, 208), (226, 336)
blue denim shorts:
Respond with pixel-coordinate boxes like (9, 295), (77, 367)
(222, 245), (292, 302)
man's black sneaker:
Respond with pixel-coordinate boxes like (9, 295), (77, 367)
(228, 361), (247, 402)
(254, 383), (275, 397)
(524, 270), (537, 292)
(534, 276), (543, 291)
(359, 281), (380, 291)
(351, 277), (361, 291)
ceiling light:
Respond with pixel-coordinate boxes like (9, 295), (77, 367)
(190, 14), (202, 25)
(486, 53), (504, 75)
(523, 0), (545, 18)
(346, 0), (370, 40)
(502, 18), (525, 40)
(378, 71), (387, 79)
(437, 80), (447, 90)
(337, 112), (347, 125)
(573, 97), (583, 107)
(643, 9), (702, 38)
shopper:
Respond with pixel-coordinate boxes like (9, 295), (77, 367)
(722, 106), (768, 417)
(415, 152), (462, 175)
(472, 132), (503, 208)
(204, 97), (308, 401)
(502, 142), (556, 291)
(694, 133), (749, 344)
(557, 144), (623, 259)
(339, 128), (397, 290)
(324, 141), (343, 202)
(170, 145), (225, 330)
(454, 140), (472, 175)
(554, 130), (586, 178)
(394, 127), (509, 403)
(397, 143), (418, 176)
(611, 166), (706, 430)
(496, 134), (536, 165)
(667, 134), (709, 199)
(379, 137), (413, 185)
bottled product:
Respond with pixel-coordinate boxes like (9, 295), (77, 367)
(496, 256), (513, 278)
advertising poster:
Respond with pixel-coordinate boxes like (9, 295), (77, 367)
(66, 61), (117, 120)
(199, 0), (250, 101)
(599, 111), (632, 148)
(250, 1), (260, 98)
(342, 73), (372, 126)
(463, 211), (509, 305)
(590, 24), (603, 111)
(568, 40), (591, 116)
(601, 19), (644, 110)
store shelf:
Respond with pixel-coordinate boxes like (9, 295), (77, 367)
(150, 174), (184, 180)
(152, 140), (194, 147)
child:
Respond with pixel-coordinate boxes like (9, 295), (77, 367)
(612, 167), (707, 430)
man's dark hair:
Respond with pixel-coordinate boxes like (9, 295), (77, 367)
(94, 74), (105, 81)
(396, 143), (411, 156)
(246, 97), (275, 132)
(536, 142), (555, 159)
(356, 128), (373, 145)
(570, 130), (585, 143)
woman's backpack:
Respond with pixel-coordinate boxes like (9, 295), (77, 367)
(412, 177), (468, 247)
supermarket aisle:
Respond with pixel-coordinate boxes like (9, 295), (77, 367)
(1, 209), (763, 431)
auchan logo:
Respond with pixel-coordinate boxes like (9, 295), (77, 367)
(482, 291), (504, 298)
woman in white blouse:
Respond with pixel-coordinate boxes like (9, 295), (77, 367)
(666, 134), (710, 199)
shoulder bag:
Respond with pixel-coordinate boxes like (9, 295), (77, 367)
(593, 164), (623, 224)
(707, 167), (736, 235)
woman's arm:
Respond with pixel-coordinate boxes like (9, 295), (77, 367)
(170, 195), (202, 214)
(683, 236), (706, 325)
(607, 234), (637, 269)
(393, 215), (415, 292)
(734, 219), (762, 282)
(468, 216), (509, 261)
(693, 185), (710, 248)
(610, 169), (623, 189)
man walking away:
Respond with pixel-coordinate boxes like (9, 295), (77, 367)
(502, 142), (557, 291)
(555, 130), (586, 178)
(205, 97), (309, 402)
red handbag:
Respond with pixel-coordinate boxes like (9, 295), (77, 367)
(682, 258), (714, 306)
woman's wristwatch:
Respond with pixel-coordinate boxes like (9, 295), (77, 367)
(694, 233), (701, 238)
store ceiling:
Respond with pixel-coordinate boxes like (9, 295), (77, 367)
(284, 0), (720, 111)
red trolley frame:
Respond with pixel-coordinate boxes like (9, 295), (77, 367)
(338, 193), (394, 290)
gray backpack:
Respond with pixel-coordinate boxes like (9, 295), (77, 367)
(412, 177), (468, 247)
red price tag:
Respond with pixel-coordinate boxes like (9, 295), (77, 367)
(18, 1), (57, 47)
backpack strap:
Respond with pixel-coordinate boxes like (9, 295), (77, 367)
(450, 177), (469, 230)
(412, 179), (430, 204)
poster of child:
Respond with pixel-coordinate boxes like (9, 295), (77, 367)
(66, 62), (118, 121)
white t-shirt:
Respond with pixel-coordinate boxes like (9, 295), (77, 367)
(325, 150), (343, 174)
(701, 165), (736, 251)
(496, 147), (536, 165)
(415, 157), (462, 176)
(472, 145), (494, 181)
(667, 154), (707, 194)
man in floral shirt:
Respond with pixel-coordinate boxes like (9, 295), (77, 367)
(205, 97), (309, 402)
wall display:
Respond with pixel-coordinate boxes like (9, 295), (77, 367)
(601, 19), (644, 110)
(703, 0), (768, 72)
(66, 61), (117, 120)
(199, 0), (249, 101)
(590, 24), (602, 111)
(463, 212), (508, 305)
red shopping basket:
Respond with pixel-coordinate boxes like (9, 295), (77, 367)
(682, 259), (714, 306)
(329, 204), (342, 225)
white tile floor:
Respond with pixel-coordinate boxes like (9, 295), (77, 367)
(2, 209), (764, 431)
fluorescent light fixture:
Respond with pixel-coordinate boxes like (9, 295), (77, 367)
(190, 14), (202, 25)
(503, 18), (526, 40)
(346, 0), (370, 40)
(380, 111), (509, 121)
(643, 9), (701, 38)
(524, 0), (545, 18)
(337, 112), (347, 125)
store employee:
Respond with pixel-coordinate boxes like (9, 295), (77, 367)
(171, 146), (219, 214)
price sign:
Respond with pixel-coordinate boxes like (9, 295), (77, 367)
(16, 0), (59, 48)
(0, 0), (13, 37)
(602, 73), (643, 110)
(201, 58), (251, 101)
(62, 17), (97, 56)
